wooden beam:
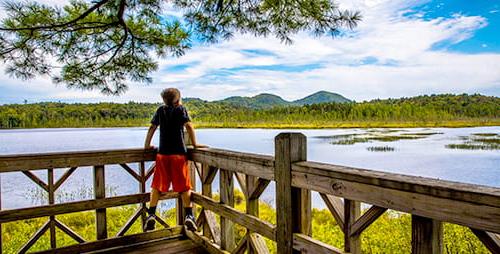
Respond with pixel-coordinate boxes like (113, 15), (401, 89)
(344, 199), (360, 254)
(470, 229), (500, 254)
(350, 206), (387, 236)
(220, 169), (235, 250)
(186, 230), (231, 254)
(189, 148), (275, 180)
(249, 178), (271, 200)
(48, 168), (56, 249)
(145, 163), (155, 181)
(120, 163), (141, 182)
(192, 193), (276, 241)
(94, 165), (107, 240)
(291, 171), (500, 234)
(0, 148), (157, 173)
(292, 161), (500, 209)
(54, 219), (86, 243)
(275, 133), (307, 254)
(411, 215), (442, 254)
(232, 237), (248, 254)
(293, 234), (344, 254)
(235, 173), (247, 195)
(116, 207), (143, 236)
(54, 167), (77, 191)
(33, 227), (183, 254)
(19, 220), (50, 253)
(22, 170), (48, 192)
(249, 233), (271, 254)
(319, 194), (344, 230)
(0, 192), (178, 223)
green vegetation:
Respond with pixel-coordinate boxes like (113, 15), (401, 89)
(0, 94), (498, 129)
(313, 130), (443, 146)
(3, 191), (488, 253)
(0, 0), (360, 94)
(367, 146), (396, 152)
(446, 133), (500, 150)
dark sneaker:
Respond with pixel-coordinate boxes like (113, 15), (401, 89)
(184, 214), (197, 231)
(143, 214), (156, 232)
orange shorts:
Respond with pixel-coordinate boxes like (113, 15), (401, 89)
(151, 154), (192, 193)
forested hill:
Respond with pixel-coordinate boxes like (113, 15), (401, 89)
(0, 94), (498, 129)
(218, 91), (351, 108)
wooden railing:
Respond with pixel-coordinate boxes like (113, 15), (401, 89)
(0, 148), (188, 254)
(0, 132), (499, 254)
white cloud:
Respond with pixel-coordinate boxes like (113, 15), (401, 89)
(0, 0), (499, 103)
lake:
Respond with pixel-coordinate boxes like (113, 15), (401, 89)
(0, 127), (499, 210)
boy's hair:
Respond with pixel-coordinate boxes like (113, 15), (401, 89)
(161, 88), (181, 106)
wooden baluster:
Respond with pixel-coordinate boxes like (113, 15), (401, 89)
(412, 215), (443, 254)
(139, 162), (147, 228)
(48, 169), (56, 249)
(201, 165), (220, 244)
(275, 133), (307, 254)
(344, 199), (361, 254)
(93, 165), (107, 240)
(246, 175), (257, 254)
(220, 169), (235, 250)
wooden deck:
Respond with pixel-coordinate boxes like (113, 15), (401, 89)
(0, 132), (499, 254)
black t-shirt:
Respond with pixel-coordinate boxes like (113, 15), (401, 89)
(151, 105), (191, 155)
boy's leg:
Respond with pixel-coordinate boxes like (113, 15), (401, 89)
(144, 188), (160, 232)
(181, 190), (197, 231)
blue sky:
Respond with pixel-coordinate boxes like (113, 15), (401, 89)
(0, 0), (499, 104)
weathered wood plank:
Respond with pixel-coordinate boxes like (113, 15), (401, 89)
(275, 133), (307, 254)
(94, 165), (107, 240)
(292, 161), (500, 208)
(117, 207), (143, 236)
(350, 205), (387, 236)
(411, 215), (442, 254)
(249, 178), (270, 200)
(319, 194), (344, 230)
(186, 230), (231, 254)
(344, 199), (360, 254)
(22, 170), (48, 192)
(120, 163), (141, 182)
(470, 229), (500, 254)
(292, 171), (500, 234)
(48, 168), (56, 249)
(235, 173), (247, 195)
(54, 167), (77, 191)
(33, 227), (184, 254)
(54, 219), (86, 243)
(293, 234), (344, 254)
(0, 192), (178, 223)
(249, 233), (270, 254)
(192, 193), (276, 241)
(189, 148), (275, 180)
(19, 220), (50, 253)
(0, 148), (157, 173)
(232, 237), (247, 254)
(220, 169), (235, 250)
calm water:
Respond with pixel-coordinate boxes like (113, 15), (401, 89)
(0, 127), (499, 209)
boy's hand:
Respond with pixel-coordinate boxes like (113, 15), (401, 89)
(145, 145), (156, 150)
(194, 144), (209, 149)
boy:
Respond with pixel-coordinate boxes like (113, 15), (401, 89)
(143, 87), (199, 232)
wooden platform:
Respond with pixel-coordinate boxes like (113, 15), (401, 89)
(93, 237), (207, 254)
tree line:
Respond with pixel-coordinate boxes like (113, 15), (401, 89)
(0, 94), (498, 129)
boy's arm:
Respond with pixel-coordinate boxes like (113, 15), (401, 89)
(185, 122), (197, 147)
(144, 124), (158, 149)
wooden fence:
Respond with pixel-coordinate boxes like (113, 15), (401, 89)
(0, 132), (499, 254)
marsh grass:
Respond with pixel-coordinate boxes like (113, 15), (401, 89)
(313, 130), (442, 145)
(367, 146), (396, 152)
(446, 134), (500, 151)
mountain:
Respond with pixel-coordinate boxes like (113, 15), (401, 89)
(293, 91), (351, 105)
(220, 93), (289, 108)
(217, 91), (351, 109)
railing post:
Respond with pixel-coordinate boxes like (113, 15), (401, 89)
(275, 133), (308, 254)
(139, 162), (147, 228)
(220, 169), (235, 250)
(344, 199), (361, 254)
(48, 169), (56, 249)
(412, 215), (443, 254)
(93, 165), (107, 240)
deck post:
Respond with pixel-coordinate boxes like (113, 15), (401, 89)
(275, 133), (307, 254)
(411, 215), (443, 254)
(344, 199), (361, 254)
(94, 165), (107, 240)
(220, 169), (235, 250)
